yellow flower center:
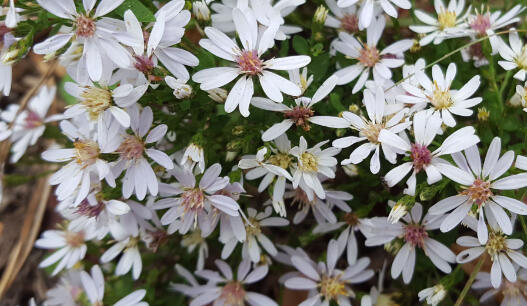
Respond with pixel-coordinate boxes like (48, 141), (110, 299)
(268, 153), (292, 169)
(80, 87), (112, 120)
(514, 46), (527, 70)
(299, 152), (318, 172)
(319, 274), (349, 301)
(245, 217), (262, 237)
(438, 9), (457, 30)
(485, 231), (508, 258)
(360, 122), (384, 144)
(74, 140), (100, 167)
(430, 81), (453, 110)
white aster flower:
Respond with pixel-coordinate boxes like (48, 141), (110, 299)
(418, 284), (447, 306)
(429, 137), (527, 244)
(0, 32), (16, 96)
(181, 142), (206, 174)
(324, 1), (362, 34)
(285, 239), (374, 305)
(332, 16), (413, 93)
(80, 265), (147, 305)
(44, 269), (83, 306)
(34, 0), (131, 81)
(410, 0), (471, 46)
(42, 115), (120, 205)
(118, 3), (199, 80)
(254, 75), (345, 141)
(112, 106), (174, 200)
(35, 226), (95, 276)
(492, 29), (527, 81)
(365, 203), (456, 284)
(181, 229), (210, 270)
(165, 76), (193, 99)
(221, 206), (289, 262)
(287, 68), (313, 96)
(193, 0), (211, 22)
(467, 5), (524, 37)
(396, 62), (482, 127)
(100, 234), (144, 279)
(472, 267), (527, 305)
(1, 85), (60, 162)
(337, 0), (410, 29)
(289, 136), (340, 199)
(192, 8), (310, 116)
(156, 163), (240, 234)
(378, 110), (480, 196)
(456, 230), (527, 288)
(180, 259), (277, 306)
(330, 87), (410, 174)
(515, 81), (527, 112)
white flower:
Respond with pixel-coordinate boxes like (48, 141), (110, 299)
(332, 17), (413, 93)
(330, 87), (410, 174)
(0, 33), (16, 96)
(80, 265), (147, 305)
(410, 0), (471, 46)
(221, 206), (289, 262)
(1, 85), (60, 162)
(192, 8), (310, 116)
(325, 1), (362, 34)
(456, 231), (527, 288)
(112, 106), (174, 200)
(491, 29), (527, 81)
(193, 0), (211, 21)
(364, 203), (456, 284)
(288, 68), (313, 96)
(4, 0), (21, 28)
(34, 0), (131, 81)
(156, 163), (240, 234)
(64, 77), (148, 128)
(379, 110), (480, 195)
(472, 267), (527, 305)
(396, 62), (482, 127)
(207, 88), (228, 102)
(429, 137), (527, 244)
(337, 0), (410, 29)
(516, 81), (527, 112)
(166, 76), (193, 99)
(289, 136), (340, 199)
(467, 5), (524, 37)
(100, 235), (144, 279)
(238, 136), (293, 216)
(181, 229), (209, 270)
(44, 269), (83, 306)
(118, 3), (199, 80)
(35, 226), (94, 275)
(284, 239), (374, 305)
(179, 259), (277, 306)
(418, 284), (447, 306)
(181, 143), (206, 173)
(255, 75), (345, 141)
(460, 42), (489, 68)
(42, 115), (120, 205)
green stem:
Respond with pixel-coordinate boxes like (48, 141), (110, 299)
(520, 215), (527, 238)
(454, 256), (485, 306)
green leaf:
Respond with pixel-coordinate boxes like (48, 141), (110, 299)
(113, 0), (156, 22)
(292, 35), (309, 55)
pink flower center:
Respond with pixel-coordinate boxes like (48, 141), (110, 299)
(181, 188), (205, 213)
(220, 281), (246, 305)
(358, 45), (380, 67)
(24, 111), (43, 129)
(341, 14), (359, 33)
(284, 106), (314, 131)
(118, 135), (145, 160)
(461, 178), (493, 207)
(469, 13), (491, 36)
(410, 144), (431, 172)
(134, 55), (155, 73)
(403, 223), (428, 248)
(75, 15), (96, 38)
(292, 188), (316, 208)
(236, 50), (263, 75)
(65, 231), (85, 248)
(76, 199), (104, 217)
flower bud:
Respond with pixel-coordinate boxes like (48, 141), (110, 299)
(193, 0), (210, 22)
(165, 76), (192, 99)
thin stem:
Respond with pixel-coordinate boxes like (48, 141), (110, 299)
(520, 215), (527, 238)
(454, 256), (485, 306)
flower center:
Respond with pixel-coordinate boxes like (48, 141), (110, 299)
(284, 104), (314, 131)
(292, 188), (316, 208)
(117, 135), (145, 160)
(410, 144), (431, 172)
(75, 15), (96, 38)
(403, 223), (428, 248)
(236, 50), (263, 75)
(299, 152), (318, 172)
(75, 199), (104, 217)
(245, 217), (262, 237)
(65, 231), (85, 248)
(134, 55), (155, 73)
(80, 87), (113, 120)
(469, 13), (491, 36)
(343, 212), (360, 226)
(430, 81), (453, 110)
(360, 122), (384, 144)
(485, 231), (507, 258)
(358, 45), (380, 67)
(461, 178), (493, 208)
(24, 111), (43, 129)
(268, 153), (292, 169)
(514, 46), (527, 70)
(437, 9), (457, 30)
(341, 14), (359, 33)
(220, 281), (246, 306)
(319, 275), (348, 301)
(181, 188), (205, 213)
(74, 140), (100, 167)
